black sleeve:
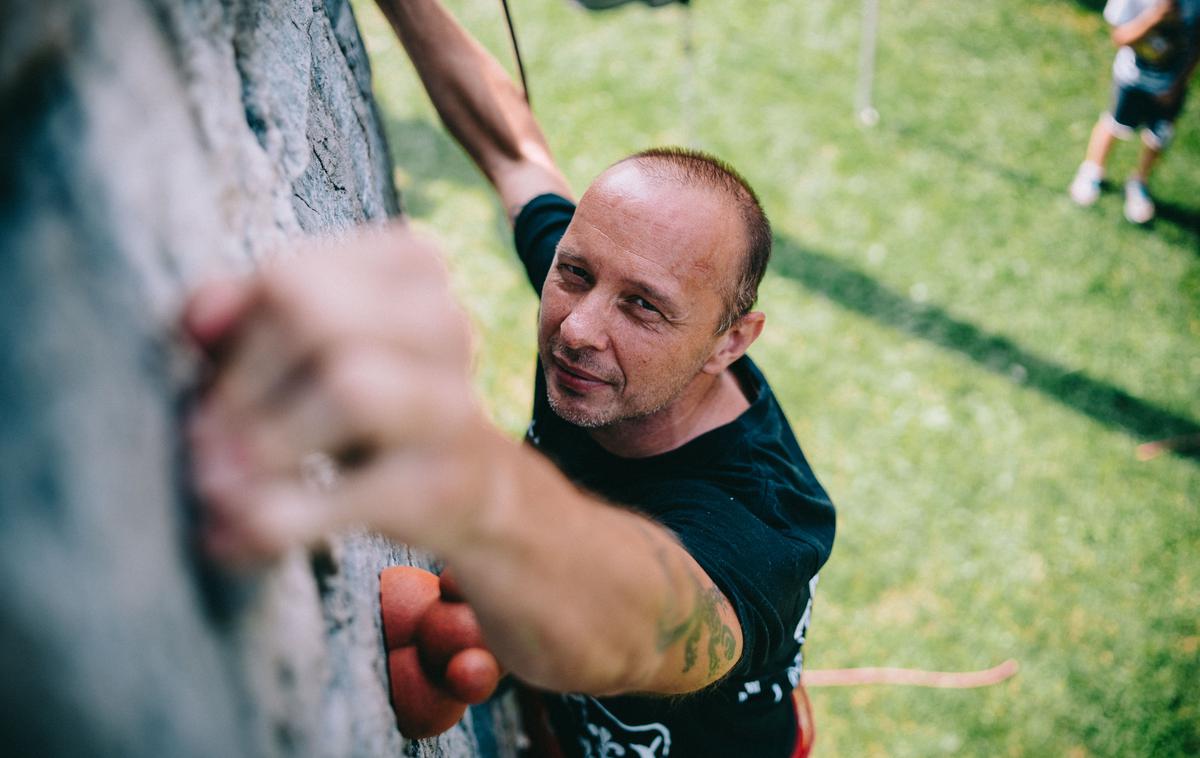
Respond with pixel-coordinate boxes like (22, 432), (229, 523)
(639, 483), (819, 679)
(512, 193), (576, 294)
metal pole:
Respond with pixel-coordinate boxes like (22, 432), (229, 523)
(855, 0), (880, 126)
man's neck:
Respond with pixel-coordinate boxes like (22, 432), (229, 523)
(588, 367), (750, 458)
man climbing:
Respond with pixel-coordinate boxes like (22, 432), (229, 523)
(186, 0), (835, 754)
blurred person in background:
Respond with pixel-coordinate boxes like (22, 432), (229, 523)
(1069, 0), (1200, 223)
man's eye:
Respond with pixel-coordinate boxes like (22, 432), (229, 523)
(631, 297), (661, 316)
(560, 264), (589, 282)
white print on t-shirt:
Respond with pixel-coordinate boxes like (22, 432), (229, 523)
(564, 693), (672, 757)
(737, 573), (820, 704)
(787, 574), (820, 684)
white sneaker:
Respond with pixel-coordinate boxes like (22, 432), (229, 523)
(1124, 180), (1155, 224)
(1069, 162), (1103, 206)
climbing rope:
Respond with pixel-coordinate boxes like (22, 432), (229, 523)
(804, 658), (1019, 688)
(499, 0), (531, 104)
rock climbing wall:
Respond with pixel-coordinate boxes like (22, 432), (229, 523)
(0, 0), (520, 754)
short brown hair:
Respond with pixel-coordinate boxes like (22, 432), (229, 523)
(620, 147), (772, 333)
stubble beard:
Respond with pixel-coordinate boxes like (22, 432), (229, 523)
(540, 339), (622, 429)
(545, 387), (618, 429)
(540, 339), (708, 432)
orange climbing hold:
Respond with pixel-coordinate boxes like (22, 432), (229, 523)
(445, 647), (502, 704)
(380, 566), (440, 650)
(379, 566), (503, 739)
(416, 600), (488, 671)
(386, 645), (468, 737)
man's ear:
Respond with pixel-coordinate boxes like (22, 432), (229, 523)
(702, 311), (765, 375)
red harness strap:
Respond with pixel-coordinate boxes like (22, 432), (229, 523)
(516, 684), (567, 758)
(791, 683), (816, 758)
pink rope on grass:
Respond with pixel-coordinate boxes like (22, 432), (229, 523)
(1135, 434), (1200, 461)
(803, 658), (1019, 689)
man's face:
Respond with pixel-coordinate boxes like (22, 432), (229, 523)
(537, 162), (744, 429)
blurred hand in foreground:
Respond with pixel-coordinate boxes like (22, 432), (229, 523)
(183, 223), (485, 566)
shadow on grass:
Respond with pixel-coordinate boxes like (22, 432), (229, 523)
(1153, 200), (1200, 254)
(771, 235), (1200, 462)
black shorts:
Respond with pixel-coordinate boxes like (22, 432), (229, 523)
(1107, 82), (1186, 149)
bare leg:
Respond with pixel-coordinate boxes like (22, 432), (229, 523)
(1071, 117), (1120, 205)
(1123, 136), (1162, 223)
(1131, 140), (1163, 183)
(1083, 117), (1120, 170)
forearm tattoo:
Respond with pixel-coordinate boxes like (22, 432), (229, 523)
(641, 524), (739, 678)
(660, 584), (739, 678)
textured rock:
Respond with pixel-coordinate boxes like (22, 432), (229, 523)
(0, 0), (519, 754)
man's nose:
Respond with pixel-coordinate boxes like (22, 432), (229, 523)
(558, 293), (610, 352)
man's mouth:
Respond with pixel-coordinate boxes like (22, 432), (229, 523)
(551, 355), (612, 392)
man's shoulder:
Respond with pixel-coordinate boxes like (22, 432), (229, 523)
(513, 193), (577, 295)
(514, 193), (576, 239)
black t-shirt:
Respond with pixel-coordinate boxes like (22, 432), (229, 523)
(514, 193), (836, 757)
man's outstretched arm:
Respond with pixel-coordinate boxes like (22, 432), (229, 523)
(375, 0), (573, 218)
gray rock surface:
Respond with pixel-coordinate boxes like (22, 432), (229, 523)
(0, 0), (519, 754)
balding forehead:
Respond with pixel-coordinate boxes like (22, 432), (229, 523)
(587, 165), (742, 252)
(591, 162), (741, 230)
(577, 164), (745, 308)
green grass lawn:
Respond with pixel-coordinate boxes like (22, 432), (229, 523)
(353, 0), (1200, 754)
